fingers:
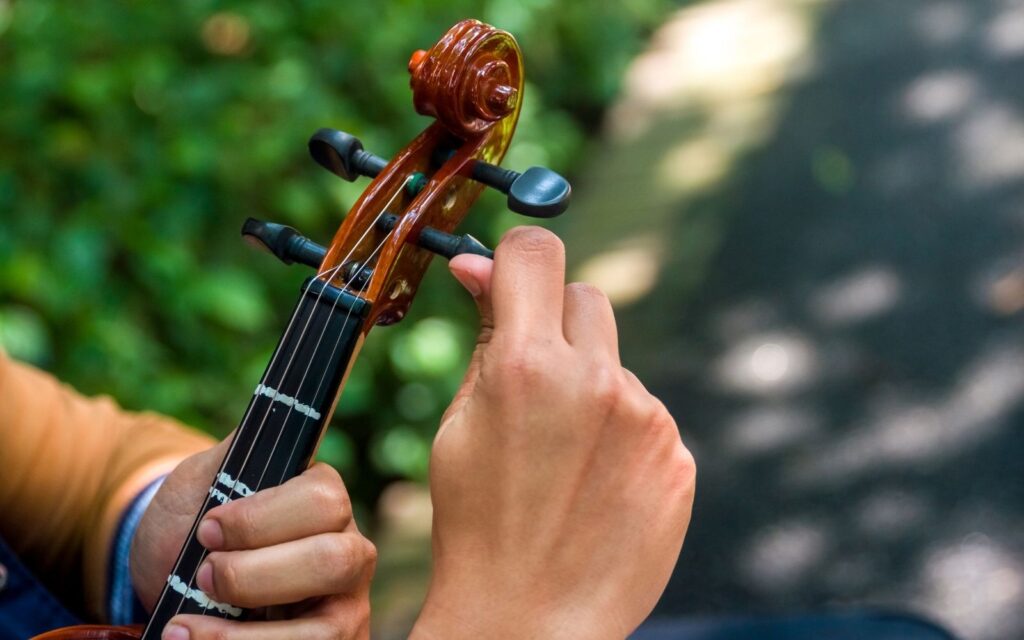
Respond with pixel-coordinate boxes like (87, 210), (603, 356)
(491, 226), (566, 338)
(199, 463), (351, 551)
(164, 596), (369, 640)
(563, 283), (619, 362)
(196, 531), (377, 608)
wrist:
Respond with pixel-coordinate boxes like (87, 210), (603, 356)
(411, 581), (540, 640)
(410, 585), (614, 640)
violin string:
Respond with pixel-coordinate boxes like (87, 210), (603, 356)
(262, 236), (385, 490)
(267, 209), (413, 486)
(174, 187), (404, 621)
(143, 249), (348, 633)
(169, 181), (408, 622)
(164, 258), (349, 624)
(212, 229), (391, 621)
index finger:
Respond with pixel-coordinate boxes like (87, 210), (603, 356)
(491, 226), (566, 338)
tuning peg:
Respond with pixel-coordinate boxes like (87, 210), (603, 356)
(242, 218), (326, 268)
(308, 127), (570, 217)
(376, 214), (493, 260)
(470, 163), (571, 218)
(242, 216), (493, 271)
(308, 128), (388, 181)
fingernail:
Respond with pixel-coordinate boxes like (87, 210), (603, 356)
(163, 623), (189, 640)
(452, 267), (482, 297)
(197, 518), (224, 550)
(197, 561), (215, 594)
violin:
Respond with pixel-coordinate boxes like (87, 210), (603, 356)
(35, 18), (570, 640)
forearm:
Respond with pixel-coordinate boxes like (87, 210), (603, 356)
(0, 351), (214, 619)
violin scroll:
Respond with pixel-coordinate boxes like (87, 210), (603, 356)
(408, 19), (522, 139)
(306, 18), (573, 327)
(274, 19), (572, 327)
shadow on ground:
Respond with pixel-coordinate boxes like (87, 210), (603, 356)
(563, 1), (1024, 639)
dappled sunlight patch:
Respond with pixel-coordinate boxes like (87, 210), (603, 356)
(809, 265), (903, 326)
(955, 103), (1024, 188)
(721, 404), (821, 457)
(821, 553), (880, 593)
(739, 518), (831, 592)
(786, 342), (1024, 486)
(913, 2), (972, 48)
(985, 1), (1024, 58)
(574, 236), (664, 307)
(659, 137), (731, 194)
(611, 0), (816, 141)
(714, 331), (818, 396)
(900, 68), (979, 124)
(854, 489), (931, 539)
(713, 297), (784, 341)
(867, 146), (931, 195)
(913, 534), (1024, 640)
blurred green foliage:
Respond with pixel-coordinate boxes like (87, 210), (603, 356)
(0, 0), (668, 506)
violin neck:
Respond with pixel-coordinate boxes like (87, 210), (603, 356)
(141, 277), (369, 639)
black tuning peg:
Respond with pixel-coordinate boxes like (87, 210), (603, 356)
(470, 163), (571, 218)
(376, 214), (493, 260)
(242, 216), (493, 270)
(309, 128), (388, 181)
(309, 127), (571, 218)
(242, 218), (326, 269)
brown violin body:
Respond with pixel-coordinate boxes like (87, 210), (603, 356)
(33, 625), (141, 639)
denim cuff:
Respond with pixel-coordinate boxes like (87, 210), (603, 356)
(107, 475), (165, 625)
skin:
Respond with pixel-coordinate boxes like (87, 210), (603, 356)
(411, 227), (696, 640)
(132, 447), (376, 640)
(130, 225), (694, 640)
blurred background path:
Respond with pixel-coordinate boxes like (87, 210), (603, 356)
(562, 1), (1024, 639)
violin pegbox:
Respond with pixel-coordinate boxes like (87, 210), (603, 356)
(304, 19), (571, 327)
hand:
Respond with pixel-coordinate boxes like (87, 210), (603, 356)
(132, 439), (376, 640)
(410, 227), (696, 640)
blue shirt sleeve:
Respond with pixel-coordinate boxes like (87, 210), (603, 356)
(107, 475), (166, 625)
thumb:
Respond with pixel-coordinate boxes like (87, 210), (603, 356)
(449, 254), (494, 333)
(445, 254), (494, 418)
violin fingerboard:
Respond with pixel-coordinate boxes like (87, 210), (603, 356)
(141, 279), (368, 638)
